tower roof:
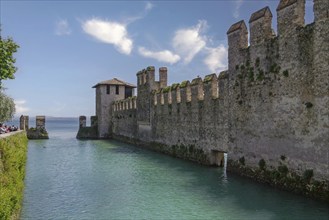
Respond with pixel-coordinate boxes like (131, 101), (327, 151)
(92, 78), (136, 88)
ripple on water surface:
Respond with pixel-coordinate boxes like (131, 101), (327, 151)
(21, 119), (329, 219)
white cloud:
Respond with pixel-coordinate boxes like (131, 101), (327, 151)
(204, 45), (228, 72)
(14, 100), (29, 114)
(233, 0), (244, 19)
(55, 19), (71, 36)
(138, 47), (180, 64)
(82, 18), (133, 55)
(124, 1), (155, 24)
(172, 20), (207, 64)
(145, 2), (154, 11)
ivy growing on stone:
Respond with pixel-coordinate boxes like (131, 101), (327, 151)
(305, 102), (313, 108)
(162, 86), (171, 93)
(179, 80), (189, 88)
(283, 70), (289, 77)
(239, 156), (245, 165)
(259, 159), (266, 170)
(203, 74), (214, 83)
(278, 165), (289, 176)
(171, 83), (180, 90)
(303, 169), (313, 182)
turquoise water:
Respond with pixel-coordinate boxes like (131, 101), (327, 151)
(21, 118), (329, 219)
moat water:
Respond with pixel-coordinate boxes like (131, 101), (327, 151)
(21, 118), (329, 219)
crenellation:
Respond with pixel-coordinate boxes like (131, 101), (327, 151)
(313, 0), (329, 22)
(79, 116), (86, 128)
(156, 91), (161, 107)
(180, 81), (192, 103)
(91, 116), (98, 127)
(203, 74), (218, 99)
(163, 90), (171, 105)
(159, 67), (168, 89)
(125, 99), (129, 110)
(160, 89), (164, 105)
(36, 116), (46, 130)
(277, 0), (305, 37)
(153, 92), (157, 106)
(227, 20), (248, 73)
(122, 100), (125, 110)
(112, 96), (138, 112)
(164, 87), (173, 104)
(137, 71), (142, 85)
(249, 7), (273, 46)
(81, 1), (329, 199)
(142, 70), (147, 85)
(191, 77), (204, 101)
(171, 84), (181, 104)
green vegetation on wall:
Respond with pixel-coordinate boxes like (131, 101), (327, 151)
(0, 131), (28, 220)
(228, 159), (329, 202)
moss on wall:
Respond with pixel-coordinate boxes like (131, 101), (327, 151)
(76, 127), (98, 139)
(227, 159), (329, 202)
(0, 131), (28, 220)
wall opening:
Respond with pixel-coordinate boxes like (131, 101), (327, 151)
(211, 150), (227, 169)
(116, 85), (120, 95)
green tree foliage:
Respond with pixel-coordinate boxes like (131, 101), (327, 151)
(0, 32), (19, 88)
(0, 90), (15, 123)
(0, 30), (18, 122)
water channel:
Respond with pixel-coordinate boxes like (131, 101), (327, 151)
(21, 118), (329, 219)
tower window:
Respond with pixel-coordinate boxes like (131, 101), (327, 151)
(116, 85), (119, 95)
(106, 85), (110, 94)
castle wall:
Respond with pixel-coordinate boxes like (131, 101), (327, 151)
(112, 97), (138, 139)
(107, 0), (329, 199)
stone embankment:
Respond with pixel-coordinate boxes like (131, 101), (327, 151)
(20, 115), (49, 139)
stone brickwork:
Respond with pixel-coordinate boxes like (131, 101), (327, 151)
(36, 116), (45, 129)
(76, 116), (98, 139)
(83, 0), (329, 200)
(25, 116), (49, 139)
(19, 115), (29, 130)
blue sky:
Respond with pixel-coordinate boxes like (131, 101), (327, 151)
(1, 0), (314, 117)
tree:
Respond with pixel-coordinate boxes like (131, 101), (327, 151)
(0, 29), (18, 122)
(0, 90), (15, 123)
(0, 32), (19, 88)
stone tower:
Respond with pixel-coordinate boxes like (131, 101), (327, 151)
(93, 78), (136, 138)
(136, 66), (167, 141)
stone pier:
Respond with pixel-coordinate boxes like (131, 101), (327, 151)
(25, 115), (49, 139)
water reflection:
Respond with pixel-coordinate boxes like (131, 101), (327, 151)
(21, 119), (329, 219)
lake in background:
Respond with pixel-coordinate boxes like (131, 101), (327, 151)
(19, 117), (329, 219)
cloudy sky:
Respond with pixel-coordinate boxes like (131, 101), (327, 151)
(1, 0), (314, 117)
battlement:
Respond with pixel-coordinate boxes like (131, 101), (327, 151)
(249, 6), (273, 46)
(136, 66), (168, 91)
(314, 0), (329, 22)
(112, 96), (137, 112)
(79, 1), (329, 192)
(226, 0), (329, 73)
(276, 0), (305, 36)
(152, 72), (228, 107)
